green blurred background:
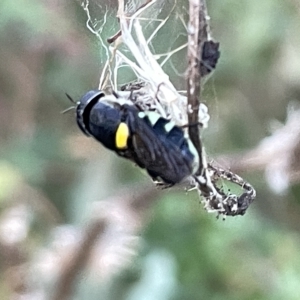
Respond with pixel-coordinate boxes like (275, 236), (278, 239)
(1, 0), (300, 299)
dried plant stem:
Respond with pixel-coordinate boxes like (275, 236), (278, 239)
(107, 0), (154, 44)
(51, 184), (158, 300)
(51, 219), (106, 300)
(187, 0), (208, 176)
(217, 107), (300, 185)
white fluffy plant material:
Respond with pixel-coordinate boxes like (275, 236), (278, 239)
(82, 0), (209, 127)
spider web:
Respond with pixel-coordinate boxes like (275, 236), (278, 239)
(80, 0), (190, 91)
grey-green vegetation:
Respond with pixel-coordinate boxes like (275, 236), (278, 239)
(0, 0), (300, 299)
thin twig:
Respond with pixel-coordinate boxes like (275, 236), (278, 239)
(51, 219), (106, 300)
(107, 0), (154, 44)
(187, 0), (208, 176)
(216, 107), (300, 189)
(51, 184), (159, 300)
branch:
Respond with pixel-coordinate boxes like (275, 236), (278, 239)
(51, 219), (106, 300)
(216, 107), (300, 193)
(186, 1), (256, 216)
(187, 0), (210, 176)
(51, 184), (159, 300)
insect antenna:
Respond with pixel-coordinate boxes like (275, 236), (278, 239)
(61, 93), (77, 114)
(65, 93), (77, 104)
(61, 106), (76, 114)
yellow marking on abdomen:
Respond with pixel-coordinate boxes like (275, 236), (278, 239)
(115, 122), (129, 149)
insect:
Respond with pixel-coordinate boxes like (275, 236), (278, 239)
(72, 89), (199, 185)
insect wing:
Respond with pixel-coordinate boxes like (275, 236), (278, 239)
(129, 114), (193, 184)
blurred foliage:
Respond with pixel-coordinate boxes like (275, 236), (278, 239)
(0, 0), (300, 299)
